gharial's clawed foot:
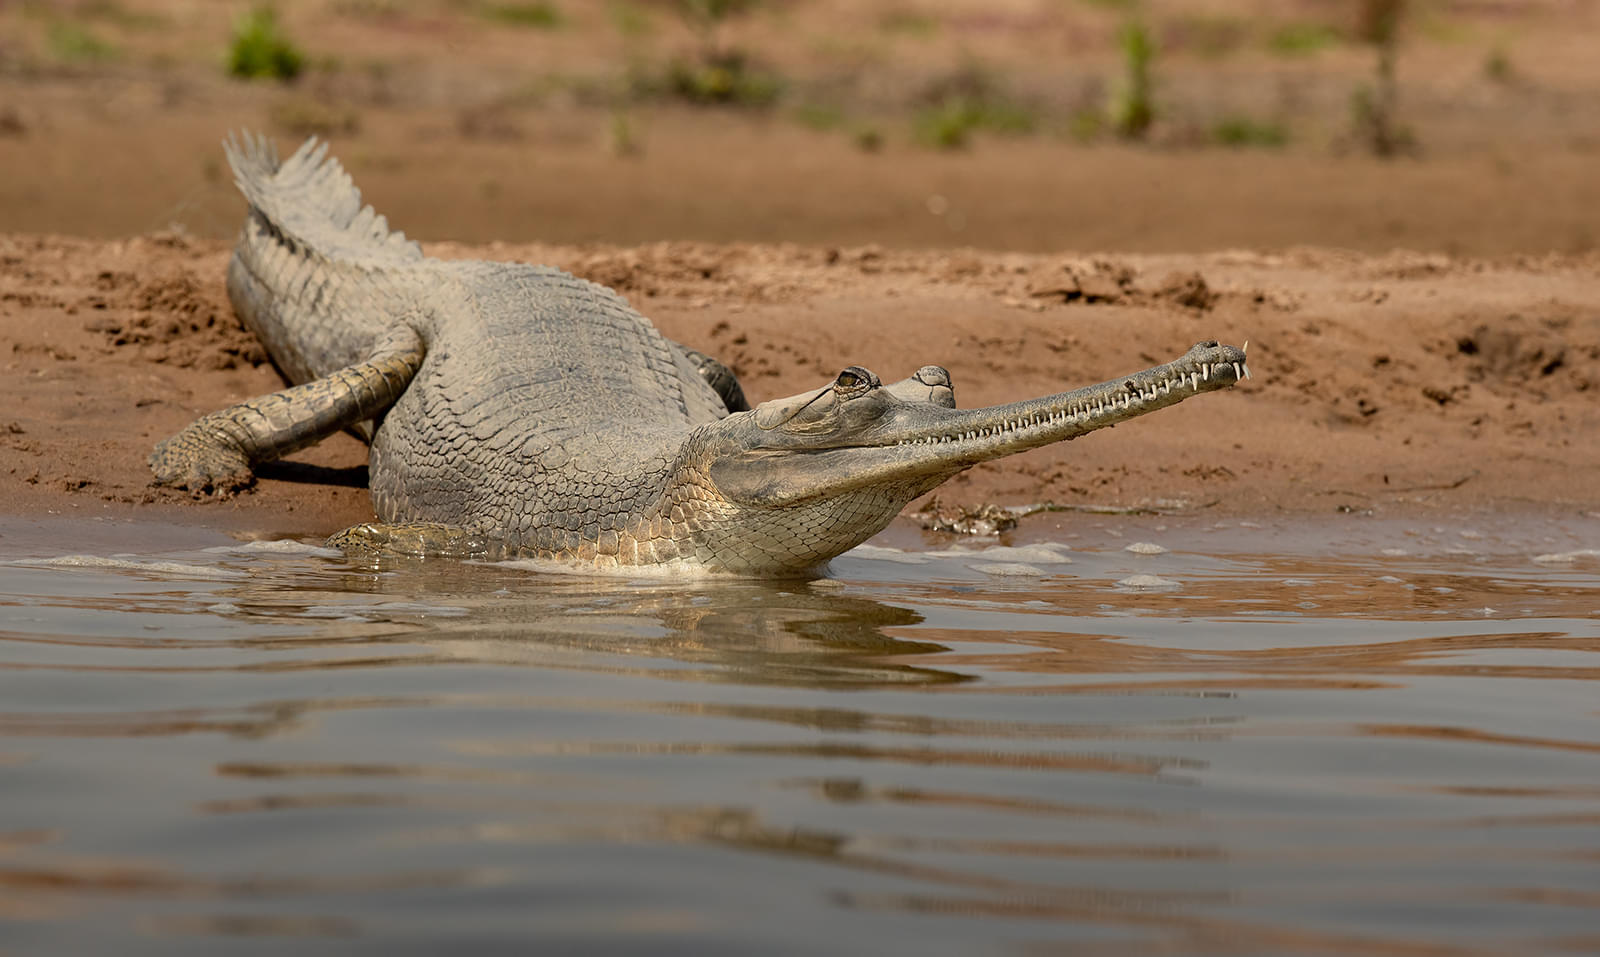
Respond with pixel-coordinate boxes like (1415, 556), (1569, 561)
(327, 522), (492, 559)
(148, 431), (256, 496)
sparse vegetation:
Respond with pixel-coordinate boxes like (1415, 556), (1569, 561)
(478, 1), (562, 29)
(793, 103), (844, 132)
(879, 10), (938, 37)
(674, 0), (760, 30)
(652, 0), (783, 108)
(227, 6), (304, 82)
(609, 109), (641, 156)
(45, 21), (120, 63)
(912, 66), (1035, 150)
(1351, 0), (1414, 157)
(1069, 108), (1104, 143)
(268, 96), (359, 137)
(912, 96), (1034, 150)
(1268, 22), (1340, 56)
(608, 0), (653, 37)
(664, 51), (781, 107)
(330, 0), (406, 19)
(912, 100), (976, 149)
(71, 1), (166, 31)
(1109, 18), (1154, 139)
(1484, 44), (1513, 84)
(852, 125), (884, 152)
(1212, 116), (1288, 148)
(1166, 15), (1246, 59)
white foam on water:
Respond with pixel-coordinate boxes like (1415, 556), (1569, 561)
(969, 562), (1046, 577)
(1117, 574), (1180, 591)
(847, 545), (932, 565)
(206, 539), (343, 558)
(12, 555), (246, 580)
(1125, 542), (1168, 555)
(1531, 549), (1600, 564)
(929, 544), (1074, 564)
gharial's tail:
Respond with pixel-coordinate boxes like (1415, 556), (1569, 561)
(225, 131), (422, 268)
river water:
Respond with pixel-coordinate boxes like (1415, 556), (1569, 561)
(2, 510), (1597, 956)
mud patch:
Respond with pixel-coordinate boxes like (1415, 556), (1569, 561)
(86, 270), (266, 370)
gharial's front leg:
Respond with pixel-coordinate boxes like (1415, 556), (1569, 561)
(150, 325), (423, 494)
(675, 343), (751, 414)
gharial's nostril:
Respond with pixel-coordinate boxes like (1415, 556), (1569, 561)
(914, 365), (952, 388)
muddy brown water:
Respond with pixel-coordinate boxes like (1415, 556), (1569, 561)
(1, 511), (1597, 956)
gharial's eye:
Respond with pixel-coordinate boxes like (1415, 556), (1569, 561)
(832, 366), (878, 395)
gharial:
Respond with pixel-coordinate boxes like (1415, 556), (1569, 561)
(150, 134), (1251, 576)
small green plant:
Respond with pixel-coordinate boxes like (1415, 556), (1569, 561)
(665, 51), (781, 107)
(792, 103), (844, 132)
(1484, 44), (1513, 84)
(269, 96), (359, 137)
(852, 125), (884, 152)
(676, 0), (760, 29)
(1212, 116), (1288, 148)
(913, 99), (978, 149)
(227, 6), (304, 82)
(1069, 108), (1105, 143)
(609, 109), (641, 156)
(1351, 0), (1413, 156)
(655, 0), (780, 108)
(608, 0), (653, 37)
(878, 10), (937, 37)
(46, 21), (120, 63)
(1109, 18), (1154, 139)
(75, 1), (167, 30)
(912, 95), (1035, 150)
(910, 65), (1035, 150)
(479, 2), (562, 29)
(1267, 22), (1339, 56)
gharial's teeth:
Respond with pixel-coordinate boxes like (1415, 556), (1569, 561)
(1233, 362), (1243, 379)
(1243, 363), (1252, 380)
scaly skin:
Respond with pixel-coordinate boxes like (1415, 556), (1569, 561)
(151, 134), (1250, 575)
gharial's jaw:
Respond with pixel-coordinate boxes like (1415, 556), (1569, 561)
(705, 340), (1250, 508)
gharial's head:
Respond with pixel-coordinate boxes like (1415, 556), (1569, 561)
(676, 341), (1250, 575)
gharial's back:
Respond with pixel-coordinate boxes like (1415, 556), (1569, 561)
(222, 134), (731, 539)
(367, 259), (730, 540)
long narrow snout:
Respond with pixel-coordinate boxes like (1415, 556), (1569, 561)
(711, 341), (1250, 507)
(882, 340), (1248, 463)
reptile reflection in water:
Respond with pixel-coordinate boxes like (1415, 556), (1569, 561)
(257, 559), (972, 691)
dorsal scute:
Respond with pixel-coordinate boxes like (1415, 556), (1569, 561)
(224, 131), (423, 268)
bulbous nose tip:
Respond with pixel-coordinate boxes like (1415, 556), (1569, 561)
(913, 365), (952, 388)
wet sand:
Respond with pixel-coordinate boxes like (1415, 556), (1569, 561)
(3, 232), (1595, 539)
